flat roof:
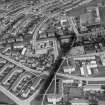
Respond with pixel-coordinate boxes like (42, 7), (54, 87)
(71, 98), (89, 103)
(47, 93), (62, 99)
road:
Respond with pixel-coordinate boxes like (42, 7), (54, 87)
(57, 73), (105, 81)
(0, 53), (49, 76)
(1, 52), (105, 82)
(41, 59), (65, 105)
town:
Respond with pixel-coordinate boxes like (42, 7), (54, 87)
(0, 0), (105, 105)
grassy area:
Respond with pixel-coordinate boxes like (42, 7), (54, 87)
(0, 91), (16, 105)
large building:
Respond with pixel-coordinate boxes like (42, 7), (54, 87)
(79, 12), (95, 31)
(47, 94), (62, 105)
(35, 38), (59, 58)
(71, 98), (89, 105)
(83, 85), (104, 92)
(99, 6), (105, 24)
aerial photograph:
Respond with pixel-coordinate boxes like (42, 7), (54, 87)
(0, 0), (105, 105)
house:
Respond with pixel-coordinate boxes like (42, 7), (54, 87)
(71, 98), (89, 105)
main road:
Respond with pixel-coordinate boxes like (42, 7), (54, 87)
(0, 52), (105, 82)
(0, 53), (49, 76)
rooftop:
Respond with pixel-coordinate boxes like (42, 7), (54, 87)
(71, 98), (89, 103)
(99, 6), (105, 24)
(47, 93), (62, 99)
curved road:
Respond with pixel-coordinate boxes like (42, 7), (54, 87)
(32, 12), (60, 48)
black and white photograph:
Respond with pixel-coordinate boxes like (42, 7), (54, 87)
(0, 0), (105, 105)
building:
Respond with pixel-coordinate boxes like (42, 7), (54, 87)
(73, 56), (96, 61)
(60, 15), (68, 27)
(39, 33), (47, 39)
(69, 87), (84, 98)
(15, 36), (23, 42)
(62, 79), (74, 84)
(99, 6), (105, 24)
(35, 38), (58, 58)
(87, 6), (101, 23)
(0, 58), (6, 64)
(69, 46), (85, 56)
(13, 43), (24, 49)
(7, 38), (15, 43)
(87, 81), (105, 85)
(0, 63), (14, 75)
(63, 66), (75, 74)
(11, 72), (31, 92)
(47, 94), (62, 105)
(83, 85), (104, 92)
(2, 68), (23, 85)
(71, 98), (89, 105)
(100, 54), (105, 66)
(30, 78), (42, 91)
(21, 88), (30, 98)
(98, 101), (105, 105)
(79, 5), (101, 32)
(21, 47), (27, 55)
